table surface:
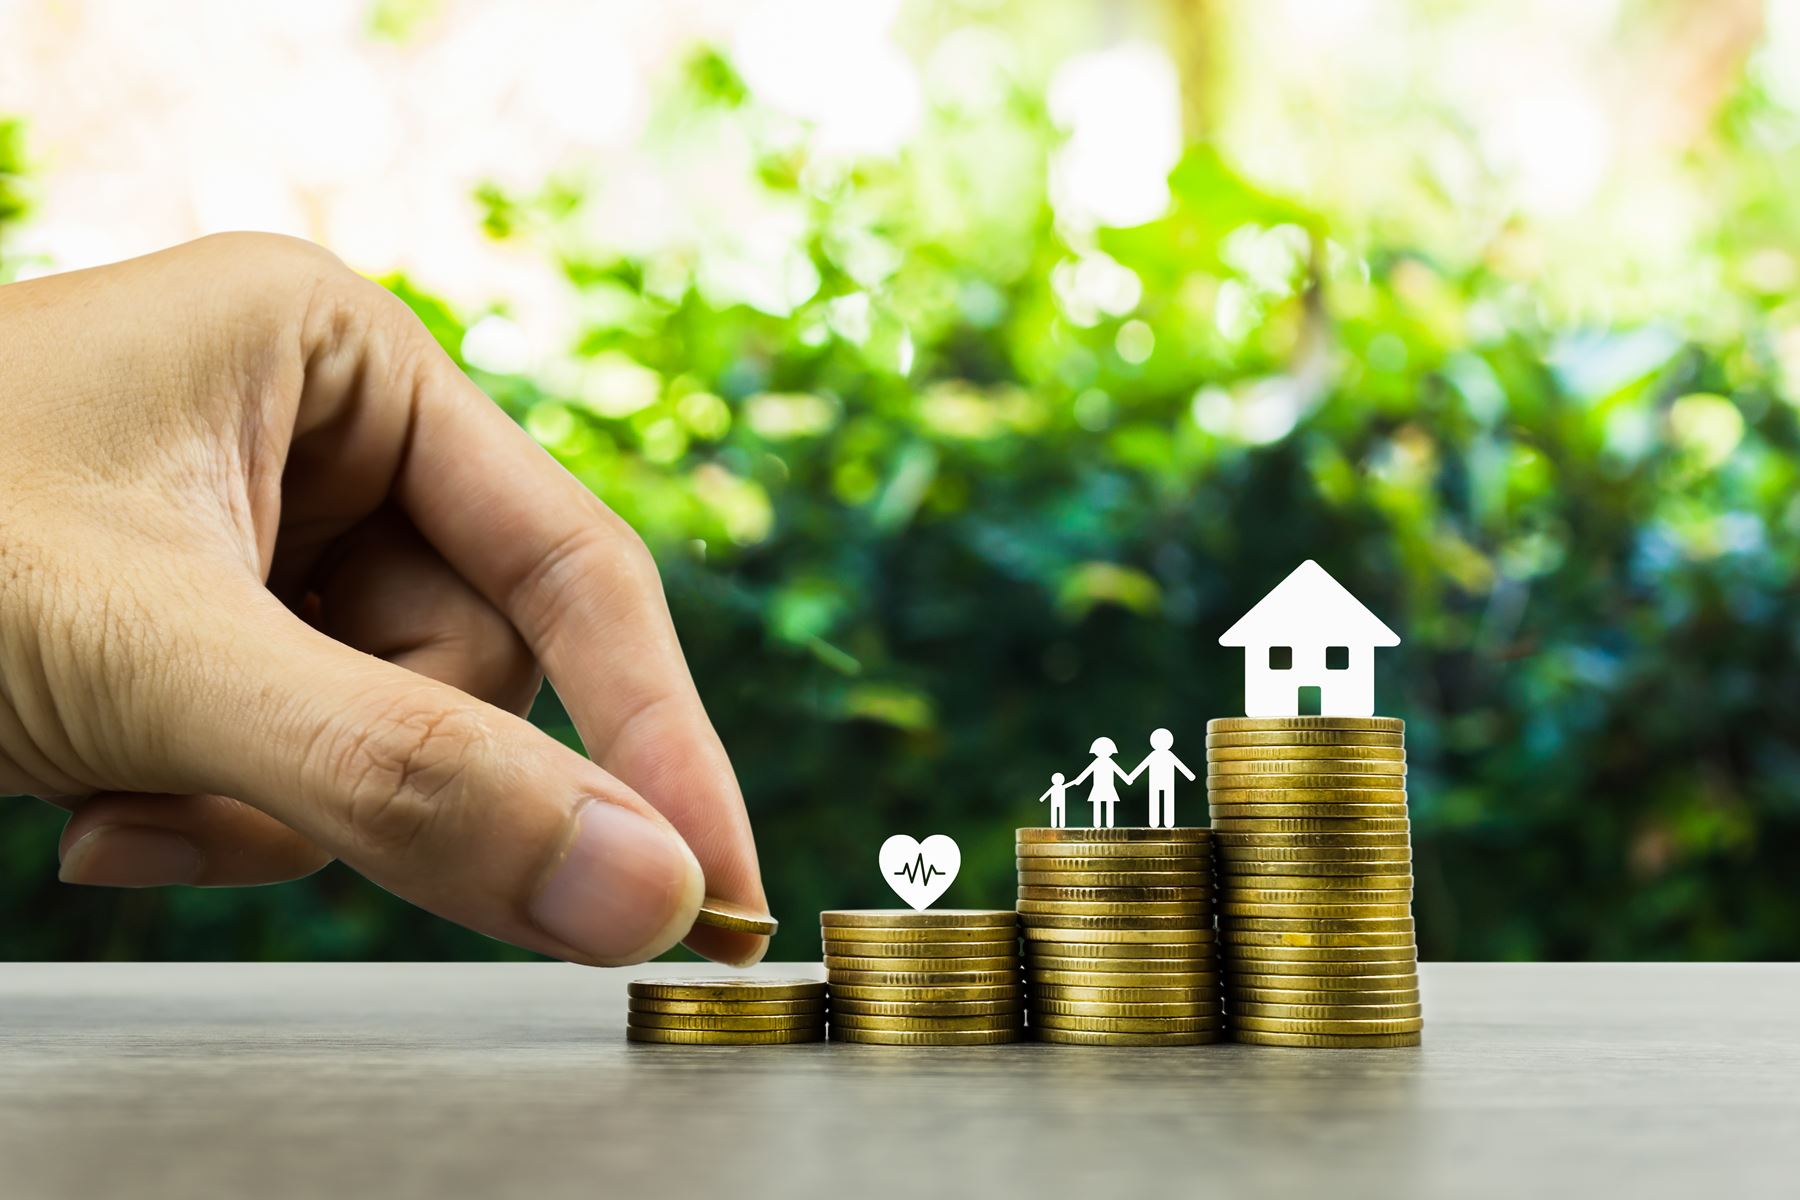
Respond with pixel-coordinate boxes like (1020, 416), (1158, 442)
(2, 962), (1796, 1200)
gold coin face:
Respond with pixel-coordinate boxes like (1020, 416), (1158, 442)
(1206, 745), (1406, 762)
(1032, 999), (1223, 1018)
(825, 968), (1021, 988)
(626, 1012), (826, 1032)
(1231, 1030), (1421, 1048)
(1227, 986), (1420, 1006)
(1032, 1014), (1223, 1034)
(820, 909), (1017, 929)
(1220, 902), (1414, 920)
(1026, 956), (1220, 976)
(1017, 827), (1212, 844)
(1229, 1015), (1424, 1035)
(1024, 925), (1216, 944)
(829, 1026), (1022, 1045)
(1029, 969), (1221, 988)
(1230, 1001), (1423, 1020)
(827, 1013), (1024, 1033)
(1208, 717), (1405, 733)
(1206, 730), (1404, 748)
(825, 983), (1025, 1003)
(828, 998), (1023, 1018)
(692, 897), (779, 936)
(1031, 984), (1217, 1003)
(824, 954), (1017, 973)
(820, 939), (1017, 959)
(1017, 900), (1214, 918)
(1212, 818), (1411, 834)
(1223, 945), (1417, 963)
(1018, 857), (1207, 875)
(627, 998), (826, 1016)
(1017, 841), (1214, 858)
(816, 924), (1020, 943)
(1018, 870), (1208, 888)
(1034, 1026), (1225, 1046)
(627, 978), (826, 1003)
(1017, 885), (1213, 902)
(625, 1026), (825, 1045)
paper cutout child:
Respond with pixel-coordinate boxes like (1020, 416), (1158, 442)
(1072, 737), (1131, 828)
(1125, 727), (1195, 828)
(1037, 772), (1069, 828)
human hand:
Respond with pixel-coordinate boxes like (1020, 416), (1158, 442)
(0, 234), (768, 966)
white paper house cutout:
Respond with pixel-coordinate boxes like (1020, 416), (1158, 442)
(1219, 561), (1399, 717)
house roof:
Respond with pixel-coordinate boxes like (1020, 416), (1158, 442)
(1219, 560), (1400, 647)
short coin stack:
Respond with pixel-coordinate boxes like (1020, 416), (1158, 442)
(1206, 716), (1422, 1048)
(626, 977), (827, 1044)
(1016, 827), (1222, 1045)
(821, 909), (1024, 1045)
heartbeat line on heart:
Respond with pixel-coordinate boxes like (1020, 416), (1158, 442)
(891, 855), (949, 885)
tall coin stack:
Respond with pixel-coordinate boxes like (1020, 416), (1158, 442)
(1016, 828), (1223, 1045)
(1206, 716), (1422, 1048)
(626, 978), (827, 1044)
(820, 910), (1024, 1045)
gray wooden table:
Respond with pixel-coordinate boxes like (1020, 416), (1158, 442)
(1, 962), (1795, 1199)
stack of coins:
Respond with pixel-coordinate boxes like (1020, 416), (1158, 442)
(626, 978), (826, 1044)
(1016, 828), (1223, 1046)
(1206, 716), (1422, 1048)
(821, 910), (1024, 1045)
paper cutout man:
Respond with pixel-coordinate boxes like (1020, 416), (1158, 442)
(1038, 772), (1069, 828)
(1125, 728), (1195, 829)
(1071, 737), (1130, 828)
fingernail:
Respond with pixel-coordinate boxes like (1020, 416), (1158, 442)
(531, 801), (702, 965)
(59, 826), (203, 888)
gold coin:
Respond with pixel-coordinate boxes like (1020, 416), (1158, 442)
(626, 1026), (824, 1045)
(1211, 818), (1410, 834)
(1022, 938), (1216, 958)
(1032, 1014), (1223, 1034)
(1019, 856), (1205, 874)
(1217, 848), (1412, 864)
(626, 1012), (825, 1032)
(1206, 730), (1404, 748)
(827, 1013), (1023, 1033)
(1208, 759), (1405, 777)
(826, 983), (1024, 1003)
(1224, 946), (1416, 964)
(818, 924), (1025, 943)
(1206, 745), (1406, 762)
(820, 909), (1017, 929)
(830, 1026), (1021, 1046)
(826, 968), (1021, 988)
(1229, 973), (1418, 993)
(1232, 1030), (1421, 1048)
(1208, 717), (1404, 733)
(1227, 874), (1413, 891)
(1223, 956), (1418, 975)
(692, 897), (779, 936)
(1220, 902), (1414, 920)
(1026, 956), (1219, 975)
(1017, 827), (1212, 843)
(1210, 810), (1409, 826)
(1031, 984), (1219, 1003)
(1018, 871), (1208, 888)
(627, 998), (826, 1016)
(828, 998), (1023, 1018)
(1029, 969), (1220, 988)
(1230, 1000), (1423, 1019)
(1226, 889), (1412, 906)
(1231, 1015), (1424, 1035)
(1034, 1027), (1224, 1046)
(627, 978), (826, 1003)
(1016, 885), (1213, 902)
(1216, 832), (1410, 848)
(1017, 842), (1214, 858)
(824, 954), (1017, 973)
(1221, 917), (1413, 934)
(1207, 785), (1408, 800)
(1022, 914), (1215, 931)
(820, 939), (1017, 959)
(1229, 985), (1419, 1005)
(1024, 925), (1215, 944)
(1032, 999), (1222, 1018)
(1219, 859), (1413, 877)
(1017, 900), (1214, 917)
(1221, 931), (1415, 950)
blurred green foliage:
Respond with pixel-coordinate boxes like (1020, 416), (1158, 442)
(6, 29), (1800, 964)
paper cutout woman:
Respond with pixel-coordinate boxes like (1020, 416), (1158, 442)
(1071, 737), (1130, 828)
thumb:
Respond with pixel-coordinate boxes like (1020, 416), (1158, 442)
(170, 609), (705, 966)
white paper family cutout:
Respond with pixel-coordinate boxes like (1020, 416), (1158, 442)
(1219, 559), (1399, 718)
(1038, 730), (1195, 829)
(880, 834), (960, 910)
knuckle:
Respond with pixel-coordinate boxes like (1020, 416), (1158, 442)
(511, 514), (663, 631)
(324, 699), (484, 859)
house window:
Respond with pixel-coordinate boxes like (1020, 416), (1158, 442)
(1268, 646), (1293, 670)
(1326, 645), (1350, 670)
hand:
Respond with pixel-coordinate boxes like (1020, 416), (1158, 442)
(0, 234), (767, 967)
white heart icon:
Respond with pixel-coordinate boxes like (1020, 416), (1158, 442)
(879, 834), (961, 911)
